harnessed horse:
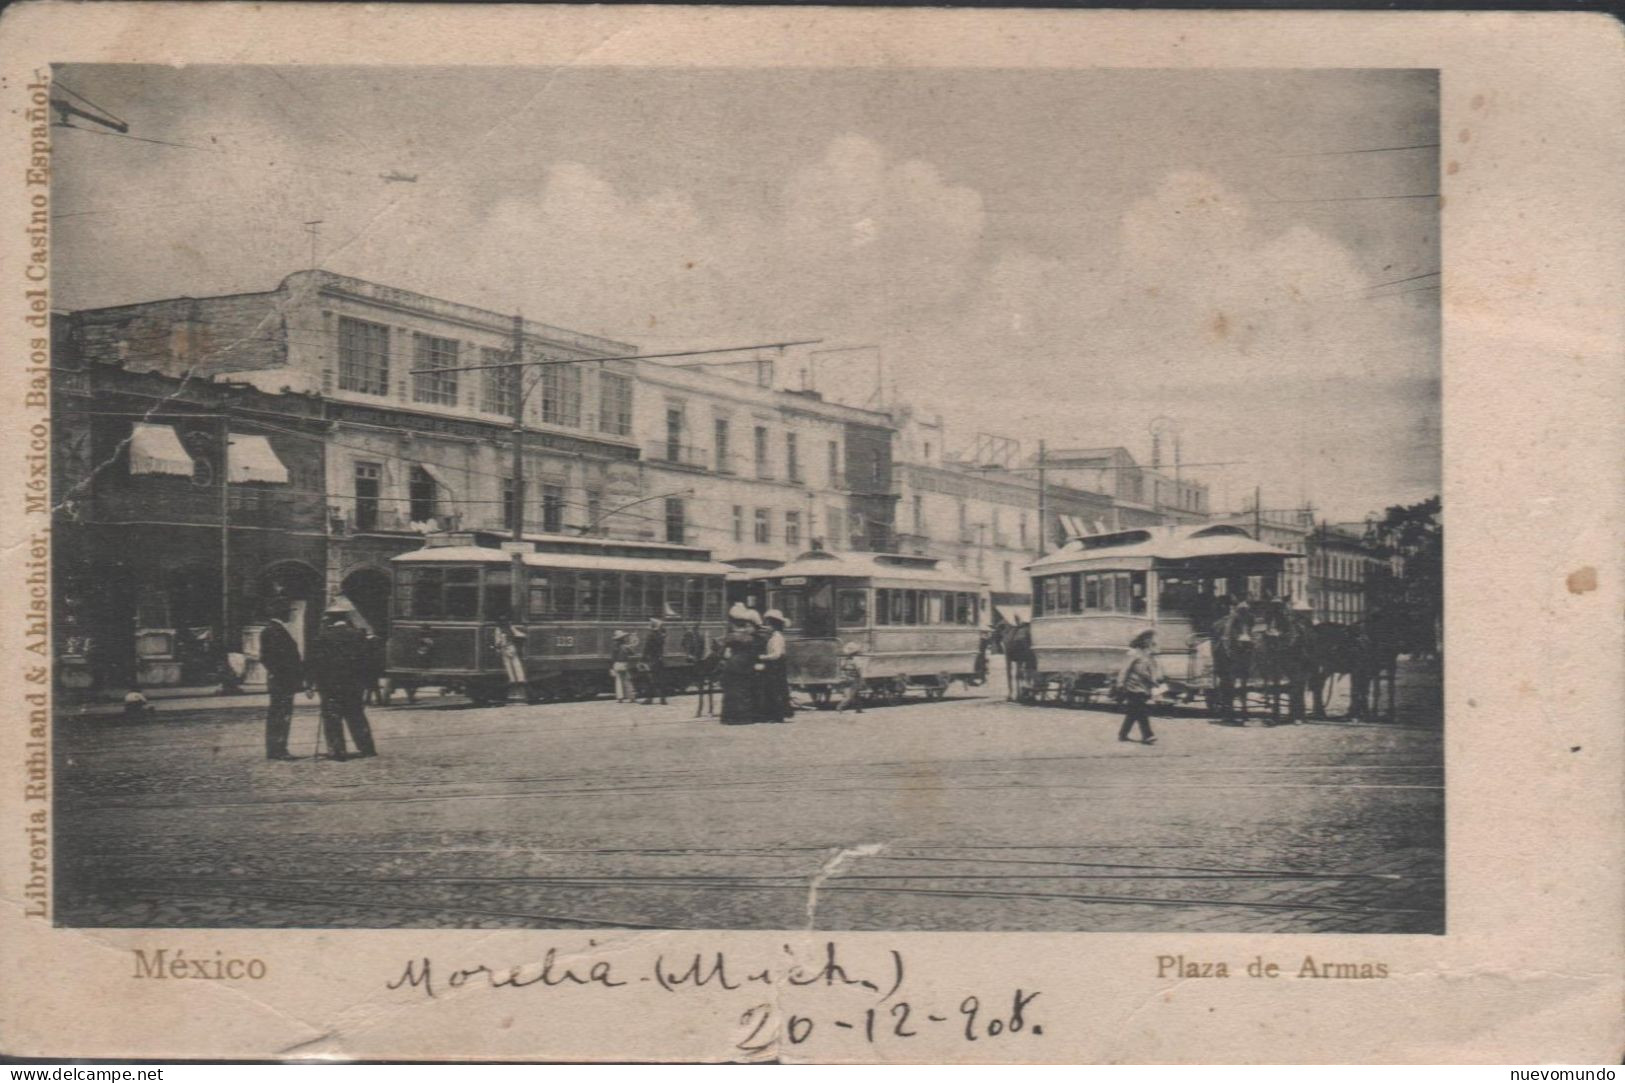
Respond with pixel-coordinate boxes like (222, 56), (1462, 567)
(1209, 601), (1257, 723)
(1004, 621), (1035, 701)
(1253, 600), (1314, 724)
(687, 632), (724, 718)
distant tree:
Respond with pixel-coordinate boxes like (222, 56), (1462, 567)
(1370, 496), (1442, 654)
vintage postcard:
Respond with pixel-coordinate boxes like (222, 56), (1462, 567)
(0, 2), (1619, 1064)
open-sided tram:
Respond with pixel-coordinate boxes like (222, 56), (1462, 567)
(751, 549), (989, 706)
(1023, 524), (1295, 709)
(387, 532), (734, 705)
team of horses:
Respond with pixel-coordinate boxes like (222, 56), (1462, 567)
(1210, 599), (1420, 725)
(1005, 600), (1428, 725)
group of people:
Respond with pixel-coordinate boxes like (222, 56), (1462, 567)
(608, 616), (671, 705)
(260, 602), (379, 762)
(716, 604), (794, 725)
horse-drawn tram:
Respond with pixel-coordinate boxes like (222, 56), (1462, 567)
(1022, 524), (1296, 713)
(387, 532), (733, 705)
(751, 549), (990, 706)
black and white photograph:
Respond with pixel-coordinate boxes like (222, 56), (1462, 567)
(47, 62), (1447, 935)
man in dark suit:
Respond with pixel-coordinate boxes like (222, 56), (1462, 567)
(638, 616), (668, 705)
(310, 606), (378, 761)
(260, 604), (304, 761)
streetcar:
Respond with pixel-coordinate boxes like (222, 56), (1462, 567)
(750, 549), (990, 706)
(1022, 524), (1295, 707)
(387, 531), (734, 705)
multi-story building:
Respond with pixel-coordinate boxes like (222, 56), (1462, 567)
(632, 361), (897, 565)
(51, 327), (330, 690)
(56, 271), (904, 689)
(63, 271), (649, 642)
(1038, 446), (1210, 523)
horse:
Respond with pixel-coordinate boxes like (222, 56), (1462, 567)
(1208, 601), (1257, 724)
(1350, 606), (1407, 723)
(1253, 600), (1314, 725)
(1004, 621), (1035, 702)
(1303, 622), (1359, 719)
(686, 631), (724, 718)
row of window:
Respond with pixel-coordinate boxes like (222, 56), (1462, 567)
(873, 589), (983, 628)
(1034, 572), (1149, 617)
(910, 494), (1034, 549)
(678, 411), (840, 483)
(394, 566), (727, 623)
(337, 316), (633, 437)
(761, 586), (982, 634)
(731, 506), (804, 547)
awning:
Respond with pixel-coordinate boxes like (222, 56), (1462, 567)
(227, 434), (289, 484)
(414, 461), (449, 489)
(129, 423), (193, 477)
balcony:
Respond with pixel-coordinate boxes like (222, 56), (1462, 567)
(646, 441), (710, 471)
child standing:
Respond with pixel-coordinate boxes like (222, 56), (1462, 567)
(835, 641), (865, 714)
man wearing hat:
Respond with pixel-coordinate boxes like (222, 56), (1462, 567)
(310, 604), (377, 761)
(260, 602), (305, 761)
(610, 630), (638, 703)
(638, 616), (668, 705)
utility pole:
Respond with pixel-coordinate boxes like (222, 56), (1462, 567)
(510, 313), (525, 543)
(1254, 484), (1263, 540)
(1036, 440), (1048, 558)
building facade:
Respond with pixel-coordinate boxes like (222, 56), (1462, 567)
(51, 339), (330, 691)
(630, 362), (898, 565)
(56, 272), (906, 689)
(1039, 446), (1210, 524)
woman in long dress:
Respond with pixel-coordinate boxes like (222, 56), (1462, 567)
(719, 606), (762, 725)
(757, 609), (792, 723)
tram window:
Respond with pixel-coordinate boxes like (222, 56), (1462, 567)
(552, 570), (576, 620)
(412, 567), (445, 619)
(874, 589), (890, 626)
(601, 573), (622, 621)
(484, 568), (513, 622)
(1083, 574), (1100, 610)
(1129, 572), (1147, 615)
(394, 568), (417, 617)
(642, 576), (663, 621)
(890, 590), (907, 625)
(926, 592), (944, 624)
(687, 577), (705, 621)
(769, 589), (804, 629)
(837, 589), (869, 628)
(444, 568), (480, 620)
(666, 576), (686, 618)
(1100, 574), (1117, 612)
(705, 581), (724, 619)
(803, 584), (835, 636)
(1041, 577), (1058, 616)
(957, 592), (972, 625)
(967, 594), (979, 627)
(527, 572), (551, 618)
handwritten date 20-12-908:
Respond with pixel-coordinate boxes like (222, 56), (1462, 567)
(735, 989), (1043, 1053)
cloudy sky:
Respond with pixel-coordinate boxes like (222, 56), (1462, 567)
(53, 65), (1439, 520)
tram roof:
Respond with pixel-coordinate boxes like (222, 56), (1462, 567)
(1026, 524), (1295, 573)
(392, 546), (738, 577)
(749, 549), (986, 590)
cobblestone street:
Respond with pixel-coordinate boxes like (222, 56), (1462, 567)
(55, 664), (1443, 933)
